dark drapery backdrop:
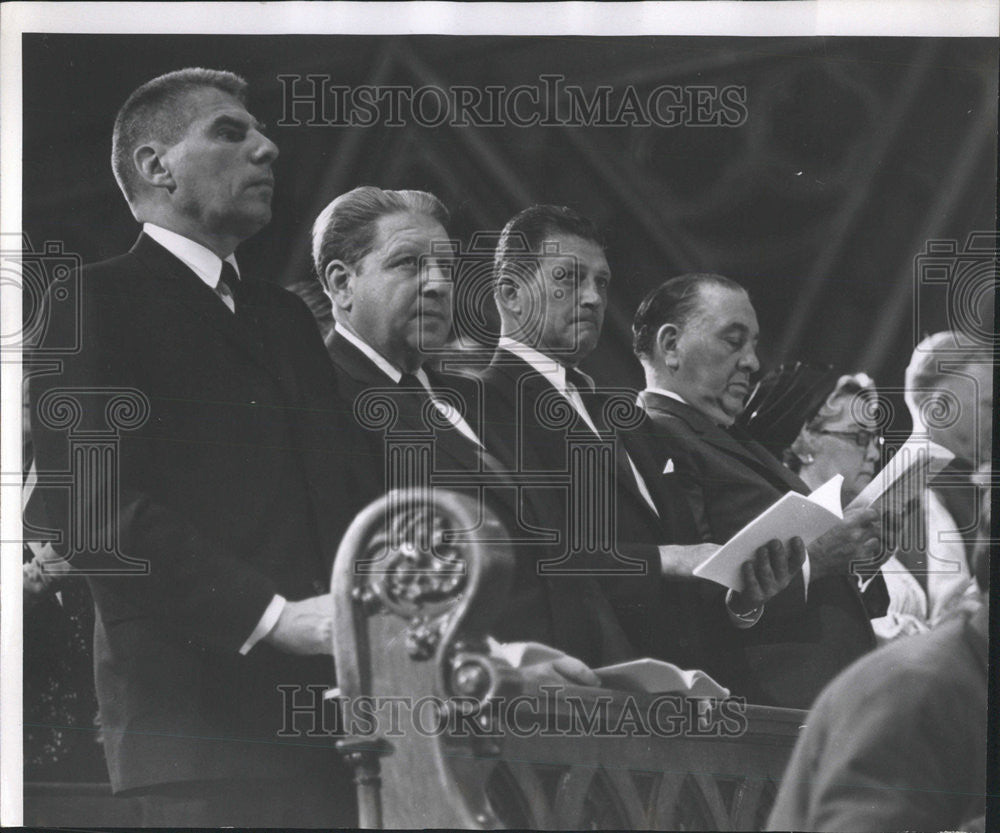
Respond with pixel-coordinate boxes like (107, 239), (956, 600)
(23, 35), (997, 436)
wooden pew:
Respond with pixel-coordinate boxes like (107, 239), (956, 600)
(331, 489), (806, 829)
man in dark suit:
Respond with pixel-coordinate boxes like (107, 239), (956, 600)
(28, 69), (362, 826)
(477, 205), (803, 669)
(631, 272), (886, 707)
(311, 187), (494, 492)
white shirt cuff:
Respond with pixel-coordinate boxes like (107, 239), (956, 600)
(239, 594), (286, 655)
(725, 589), (764, 629)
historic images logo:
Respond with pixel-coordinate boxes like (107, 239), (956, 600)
(278, 74), (748, 129)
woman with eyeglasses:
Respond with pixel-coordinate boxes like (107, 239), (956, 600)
(738, 365), (883, 505)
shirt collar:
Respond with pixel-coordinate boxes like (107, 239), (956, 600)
(335, 323), (431, 390)
(497, 336), (593, 395)
(143, 223), (239, 290)
(643, 386), (688, 406)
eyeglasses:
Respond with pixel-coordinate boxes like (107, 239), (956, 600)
(811, 428), (884, 449)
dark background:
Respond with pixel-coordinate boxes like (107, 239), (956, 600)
(22, 35), (998, 435)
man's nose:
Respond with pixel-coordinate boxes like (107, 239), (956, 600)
(740, 346), (760, 374)
(252, 132), (279, 164)
(579, 276), (604, 309)
(420, 259), (452, 295)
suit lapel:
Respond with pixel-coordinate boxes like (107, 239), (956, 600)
(131, 234), (272, 375)
(328, 332), (482, 473)
(325, 330), (392, 388)
(580, 388), (656, 513)
(639, 390), (808, 495)
(489, 351), (654, 519)
(422, 367), (485, 471)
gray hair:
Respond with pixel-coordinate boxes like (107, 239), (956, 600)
(787, 373), (877, 472)
(311, 186), (449, 281)
(112, 68), (247, 205)
(806, 372), (877, 431)
(904, 331), (992, 417)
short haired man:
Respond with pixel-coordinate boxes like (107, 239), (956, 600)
(632, 273), (887, 708)
(29, 69), (361, 825)
(872, 331), (993, 638)
(313, 185), (493, 475)
(479, 206), (802, 669)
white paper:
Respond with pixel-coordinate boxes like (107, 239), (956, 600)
(596, 658), (730, 699)
(847, 437), (954, 512)
(692, 476), (844, 592)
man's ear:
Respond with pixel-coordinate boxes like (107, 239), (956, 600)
(133, 144), (175, 191)
(655, 322), (682, 370)
(494, 277), (521, 317)
(324, 260), (354, 310)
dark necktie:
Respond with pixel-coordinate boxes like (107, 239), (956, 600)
(565, 366), (599, 430)
(565, 366), (595, 395)
(217, 260), (242, 313)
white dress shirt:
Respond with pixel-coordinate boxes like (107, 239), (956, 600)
(335, 324), (483, 447)
(144, 223), (241, 312)
(143, 223), (284, 654)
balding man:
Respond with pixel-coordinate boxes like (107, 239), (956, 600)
(872, 331), (993, 641)
(632, 272), (888, 708)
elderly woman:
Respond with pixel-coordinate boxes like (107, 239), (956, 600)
(738, 364), (882, 505)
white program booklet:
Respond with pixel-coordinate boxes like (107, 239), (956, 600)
(692, 475), (845, 593)
(595, 659), (730, 699)
(847, 437), (954, 512)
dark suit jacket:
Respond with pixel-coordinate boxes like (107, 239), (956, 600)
(324, 329), (497, 485)
(29, 234), (365, 793)
(476, 351), (721, 666)
(636, 390), (882, 708)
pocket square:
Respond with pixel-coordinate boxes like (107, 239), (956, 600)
(662, 458), (675, 474)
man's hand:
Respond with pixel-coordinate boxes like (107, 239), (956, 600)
(262, 593), (334, 656)
(810, 506), (883, 581)
(729, 537), (806, 614)
(658, 543), (720, 578)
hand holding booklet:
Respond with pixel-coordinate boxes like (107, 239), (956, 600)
(693, 437), (955, 593)
(692, 475), (845, 593)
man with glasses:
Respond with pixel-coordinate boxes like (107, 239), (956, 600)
(630, 273), (887, 708)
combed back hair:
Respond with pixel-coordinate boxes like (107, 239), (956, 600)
(493, 205), (604, 291)
(632, 273), (746, 361)
(312, 186), (449, 279)
(904, 331), (992, 414)
(112, 68), (248, 205)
